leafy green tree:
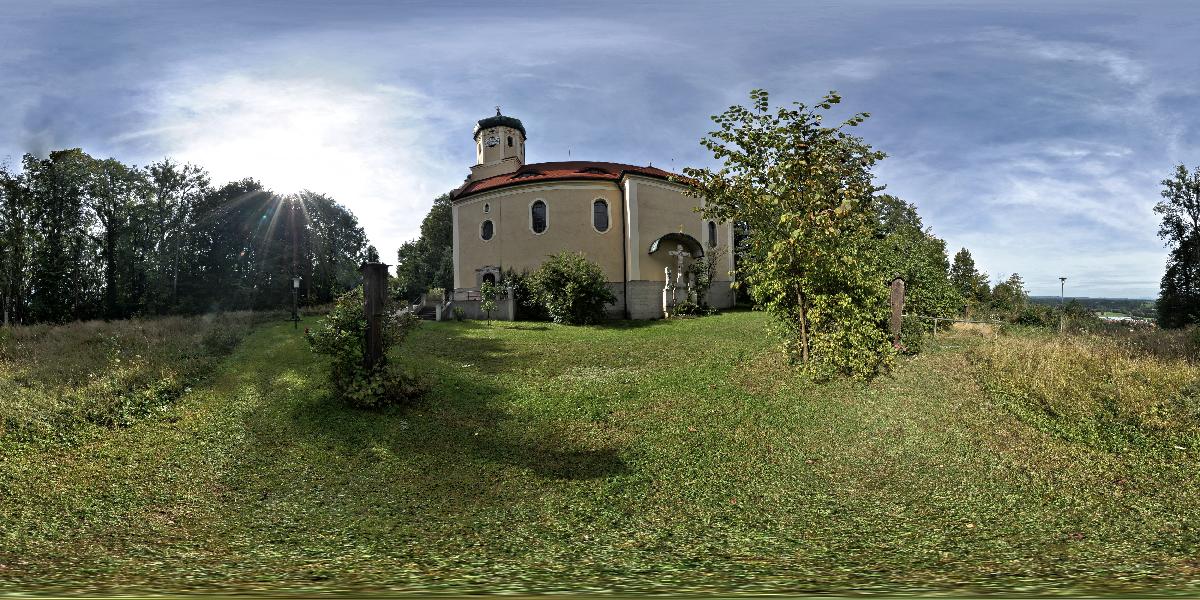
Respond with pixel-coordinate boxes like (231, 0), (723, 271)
(1154, 164), (1200, 328)
(142, 159), (209, 313)
(87, 157), (149, 318)
(949, 247), (991, 311)
(0, 163), (33, 325)
(394, 193), (453, 302)
(299, 191), (368, 305)
(479, 280), (499, 323)
(872, 195), (960, 322)
(529, 251), (616, 325)
(990, 273), (1029, 315)
(684, 89), (892, 377)
(24, 149), (99, 323)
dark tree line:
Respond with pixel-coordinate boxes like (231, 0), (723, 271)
(0, 148), (368, 325)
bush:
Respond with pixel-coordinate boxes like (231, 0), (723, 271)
(529, 252), (616, 325)
(306, 286), (421, 408)
(452, 306), (465, 322)
(503, 268), (549, 321)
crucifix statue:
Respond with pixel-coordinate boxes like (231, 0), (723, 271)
(668, 244), (690, 288)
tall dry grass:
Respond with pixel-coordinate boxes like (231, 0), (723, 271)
(0, 311), (273, 444)
(971, 332), (1200, 453)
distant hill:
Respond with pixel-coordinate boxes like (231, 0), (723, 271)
(1029, 296), (1157, 319)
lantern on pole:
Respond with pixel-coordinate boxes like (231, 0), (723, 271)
(291, 276), (303, 328)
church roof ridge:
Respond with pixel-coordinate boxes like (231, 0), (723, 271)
(452, 161), (683, 200)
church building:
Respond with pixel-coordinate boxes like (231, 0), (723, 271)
(450, 109), (735, 319)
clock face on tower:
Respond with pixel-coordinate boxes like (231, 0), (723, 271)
(484, 135), (500, 147)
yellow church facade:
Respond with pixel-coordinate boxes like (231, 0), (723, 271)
(450, 110), (735, 319)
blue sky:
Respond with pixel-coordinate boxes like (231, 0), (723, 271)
(3, 0), (1197, 297)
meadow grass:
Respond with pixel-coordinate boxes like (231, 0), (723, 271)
(971, 328), (1200, 454)
(0, 311), (274, 444)
(1, 311), (1199, 595)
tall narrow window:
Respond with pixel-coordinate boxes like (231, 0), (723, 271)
(593, 199), (609, 232)
(708, 221), (717, 247)
(480, 220), (494, 241)
(507, 136), (513, 147)
(531, 200), (547, 233)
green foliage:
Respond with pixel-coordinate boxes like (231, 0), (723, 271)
(452, 306), (465, 321)
(528, 251), (616, 325)
(394, 193), (454, 303)
(685, 244), (728, 312)
(872, 194), (961, 322)
(0, 149), (367, 324)
(502, 268), (549, 321)
(684, 89), (894, 377)
(949, 247), (991, 312)
(990, 273), (1030, 316)
(1155, 164), (1200, 328)
(479, 281), (499, 323)
(305, 286), (420, 408)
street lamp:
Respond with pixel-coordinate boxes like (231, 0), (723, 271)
(1059, 277), (1067, 334)
(291, 276), (303, 329)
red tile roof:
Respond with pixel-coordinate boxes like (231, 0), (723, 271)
(451, 161), (683, 200)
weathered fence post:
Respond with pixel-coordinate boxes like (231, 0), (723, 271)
(360, 262), (389, 370)
(888, 276), (906, 344)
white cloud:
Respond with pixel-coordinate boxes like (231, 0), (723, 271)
(128, 72), (467, 260)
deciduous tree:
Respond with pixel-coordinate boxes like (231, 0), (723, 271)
(684, 89), (892, 377)
(1155, 164), (1200, 328)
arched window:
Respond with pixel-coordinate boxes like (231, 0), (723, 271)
(483, 202), (490, 214)
(507, 136), (513, 147)
(480, 220), (494, 241)
(483, 273), (496, 285)
(708, 221), (717, 247)
(593, 199), (609, 232)
(531, 200), (547, 234)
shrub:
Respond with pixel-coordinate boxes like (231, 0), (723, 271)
(452, 306), (465, 322)
(306, 286), (421, 408)
(529, 252), (616, 325)
(479, 281), (500, 322)
(503, 268), (549, 321)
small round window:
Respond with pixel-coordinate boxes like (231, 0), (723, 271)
(481, 220), (494, 241)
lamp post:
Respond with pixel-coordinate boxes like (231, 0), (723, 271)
(291, 276), (303, 329)
(1059, 276), (1067, 334)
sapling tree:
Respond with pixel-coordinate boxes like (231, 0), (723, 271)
(479, 280), (499, 323)
(684, 89), (893, 377)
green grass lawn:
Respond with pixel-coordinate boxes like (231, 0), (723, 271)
(2, 311), (1199, 595)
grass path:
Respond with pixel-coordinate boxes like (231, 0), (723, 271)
(2, 312), (1198, 594)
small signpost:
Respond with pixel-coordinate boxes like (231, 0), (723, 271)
(360, 262), (389, 370)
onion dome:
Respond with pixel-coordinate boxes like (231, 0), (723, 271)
(473, 107), (527, 139)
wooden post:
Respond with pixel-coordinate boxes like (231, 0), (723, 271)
(360, 262), (389, 370)
(888, 276), (905, 344)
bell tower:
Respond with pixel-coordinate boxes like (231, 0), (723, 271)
(469, 107), (526, 182)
